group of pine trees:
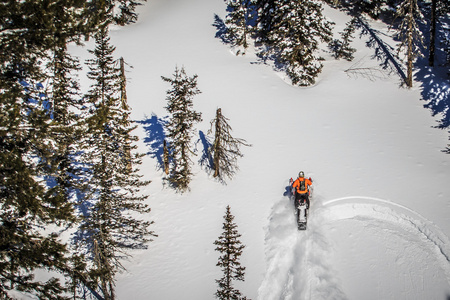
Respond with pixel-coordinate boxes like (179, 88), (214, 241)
(223, 0), (336, 86)
(161, 66), (251, 192)
(0, 1), (155, 299)
(223, 0), (449, 88)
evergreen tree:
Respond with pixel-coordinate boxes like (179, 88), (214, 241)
(162, 66), (202, 192)
(45, 43), (84, 227)
(214, 206), (248, 300)
(254, 0), (277, 44)
(428, 0), (449, 67)
(330, 0), (400, 19)
(329, 18), (357, 61)
(208, 108), (250, 181)
(79, 28), (155, 300)
(263, 0), (334, 86)
(395, 0), (424, 87)
(224, 0), (256, 55)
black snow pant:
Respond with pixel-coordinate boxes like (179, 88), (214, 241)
(295, 192), (310, 209)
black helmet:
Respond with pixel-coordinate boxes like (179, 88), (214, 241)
(298, 171), (304, 178)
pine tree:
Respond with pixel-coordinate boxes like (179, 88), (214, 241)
(263, 0), (334, 86)
(395, 0), (424, 87)
(208, 108), (250, 181)
(45, 43), (84, 227)
(329, 18), (357, 61)
(214, 206), (248, 300)
(162, 66), (202, 192)
(79, 27), (155, 300)
(224, 0), (256, 55)
(254, 0), (277, 44)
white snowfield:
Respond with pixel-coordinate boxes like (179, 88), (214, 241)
(67, 0), (450, 299)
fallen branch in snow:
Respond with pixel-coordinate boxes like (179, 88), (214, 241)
(344, 57), (390, 81)
(345, 66), (389, 81)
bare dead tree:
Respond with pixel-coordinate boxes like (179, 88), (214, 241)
(208, 108), (251, 181)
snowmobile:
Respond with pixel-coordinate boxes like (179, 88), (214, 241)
(295, 198), (308, 230)
(289, 178), (308, 230)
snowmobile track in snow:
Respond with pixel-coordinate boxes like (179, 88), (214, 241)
(258, 195), (450, 300)
(321, 196), (450, 279)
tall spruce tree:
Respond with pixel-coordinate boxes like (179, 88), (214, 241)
(45, 44), (84, 226)
(208, 108), (250, 181)
(162, 66), (202, 192)
(79, 27), (155, 300)
(224, 0), (256, 55)
(214, 206), (248, 300)
(395, 0), (424, 87)
(263, 0), (334, 86)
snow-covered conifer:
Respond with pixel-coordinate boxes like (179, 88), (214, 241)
(162, 66), (202, 192)
(214, 206), (248, 300)
(208, 108), (251, 181)
(264, 0), (334, 86)
(224, 0), (256, 55)
(254, 0), (277, 44)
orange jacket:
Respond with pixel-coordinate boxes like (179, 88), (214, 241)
(292, 177), (312, 194)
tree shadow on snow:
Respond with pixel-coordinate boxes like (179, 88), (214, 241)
(212, 14), (233, 45)
(351, 16), (407, 85)
(137, 114), (168, 171)
(350, 14), (450, 152)
(415, 16), (450, 135)
(196, 130), (215, 177)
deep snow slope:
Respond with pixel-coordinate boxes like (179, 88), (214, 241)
(69, 0), (450, 299)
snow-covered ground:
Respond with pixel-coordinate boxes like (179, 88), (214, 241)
(68, 0), (450, 299)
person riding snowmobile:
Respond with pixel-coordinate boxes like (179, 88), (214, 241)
(292, 171), (313, 208)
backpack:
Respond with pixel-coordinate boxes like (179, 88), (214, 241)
(299, 179), (306, 191)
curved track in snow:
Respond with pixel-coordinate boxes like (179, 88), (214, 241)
(258, 195), (450, 300)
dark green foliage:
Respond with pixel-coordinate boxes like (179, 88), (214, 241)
(254, 0), (277, 44)
(78, 28), (155, 300)
(328, 0), (401, 20)
(329, 18), (357, 61)
(162, 66), (202, 192)
(257, 0), (334, 86)
(214, 206), (248, 300)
